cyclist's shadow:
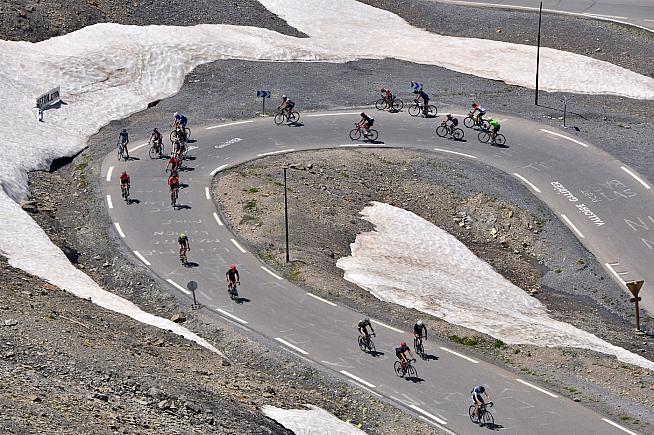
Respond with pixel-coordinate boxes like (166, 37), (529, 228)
(184, 261), (199, 268)
(421, 353), (439, 361)
(369, 350), (384, 358)
(405, 374), (424, 383)
(364, 139), (385, 145)
(287, 122), (304, 128)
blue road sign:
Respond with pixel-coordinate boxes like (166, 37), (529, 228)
(410, 81), (423, 91)
(257, 90), (271, 98)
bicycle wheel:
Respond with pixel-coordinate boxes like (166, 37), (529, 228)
(463, 116), (475, 128)
(392, 98), (403, 111)
(349, 128), (361, 141)
(495, 134), (506, 146)
(367, 339), (375, 353)
(358, 336), (367, 352)
(427, 105), (438, 117)
(452, 128), (465, 141)
(407, 365), (417, 378)
(375, 98), (387, 110)
(148, 146), (157, 159)
(367, 129), (379, 141)
(274, 112), (285, 125)
(289, 111), (300, 123)
(117, 149), (122, 160)
(408, 104), (421, 117)
(394, 361), (404, 377)
(416, 341), (424, 357)
(478, 130), (491, 143)
(481, 410), (494, 427)
(435, 125), (448, 138)
(468, 405), (478, 423)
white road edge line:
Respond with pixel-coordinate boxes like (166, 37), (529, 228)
(216, 308), (248, 324)
(106, 166), (114, 182)
(210, 164), (229, 176)
(257, 148), (295, 157)
(605, 263), (626, 284)
(370, 319), (404, 334)
(602, 418), (640, 435)
(206, 120), (254, 130)
(261, 266), (283, 280)
(560, 214), (585, 239)
(212, 212), (224, 226)
(513, 173), (542, 193)
(433, 147), (477, 159)
(205, 186), (211, 200)
(166, 278), (191, 295)
(339, 144), (360, 147)
(339, 370), (376, 388)
(275, 337), (309, 355)
(106, 194), (114, 209)
(129, 142), (149, 153)
(133, 250), (151, 266)
(515, 378), (559, 398)
(113, 222), (126, 238)
(408, 404), (448, 425)
(539, 128), (589, 148)
(582, 12), (628, 20)
(621, 166), (651, 190)
(306, 292), (337, 306)
(307, 112), (362, 117)
(230, 239), (246, 253)
(440, 346), (479, 363)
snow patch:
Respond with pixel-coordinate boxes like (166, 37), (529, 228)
(262, 404), (367, 434)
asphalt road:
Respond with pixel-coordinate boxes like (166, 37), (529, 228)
(436, 0), (654, 32)
(100, 108), (651, 434)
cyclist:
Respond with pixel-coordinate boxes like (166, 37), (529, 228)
(470, 102), (487, 125)
(471, 385), (492, 424)
(172, 138), (186, 158)
(413, 319), (427, 346)
(119, 171), (130, 197)
(443, 113), (458, 133)
(395, 341), (415, 368)
(226, 264), (240, 288)
(357, 112), (374, 138)
(166, 154), (181, 174)
(118, 129), (129, 159)
(488, 118), (501, 143)
(357, 317), (375, 341)
(413, 89), (430, 116)
(173, 112), (188, 142)
(380, 88), (393, 110)
(279, 95), (295, 118)
(168, 171), (180, 206)
(150, 128), (163, 149)
(178, 233), (190, 260)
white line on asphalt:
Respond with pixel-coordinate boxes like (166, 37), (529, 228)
(539, 129), (589, 147)
(261, 266), (283, 280)
(133, 250), (151, 266)
(408, 404), (448, 425)
(212, 212), (224, 226)
(433, 148), (477, 159)
(515, 378), (559, 398)
(257, 148), (295, 157)
(230, 239), (246, 253)
(106, 166), (114, 182)
(513, 173), (542, 193)
(582, 12), (628, 20)
(275, 337), (309, 355)
(621, 166), (651, 190)
(205, 186), (211, 200)
(370, 319), (404, 334)
(206, 120), (255, 130)
(210, 164), (229, 176)
(339, 370), (376, 388)
(113, 222), (126, 238)
(306, 292), (337, 306)
(560, 214), (585, 239)
(646, 19), (654, 23)
(602, 418), (640, 435)
(440, 347), (479, 363)
(166, 278), (191, 295)
(216, 308), (249, 324)
(618, 271), (629, 276)
(307, 112), (361, 117)
(106, 194), (114, 209)
(339, 144), (361, 147)
(605, 263), (626, 284)
(129, 142), (149, 153)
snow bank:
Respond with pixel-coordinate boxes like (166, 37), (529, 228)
(262, 404), (366, 435)
(336, 202), (654, 371)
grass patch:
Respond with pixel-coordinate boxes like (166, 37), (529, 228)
(493, 339), (506, 349)
(239, 214), (260, 225)
(244, 199), (257, 211)
(576, 258), (585, 265)
(513, 348), (521, 354)
(248, 187), (260, 193)
(554, 268), (562, 273)
(272, 181), (284, 187)
(289, 265), (303, 282)
(565, 386), (579, 394)
(338, 170), (350, 178)
(448, 335), (479, 347)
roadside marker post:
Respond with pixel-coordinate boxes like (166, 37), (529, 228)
(187, 280), (202, 310)
(257, 90), (271, 115)
(535, 1), (543, 106)
(626, 280), (644, 331)
(561, 95), (568, 128)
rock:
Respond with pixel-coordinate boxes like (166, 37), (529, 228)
(2, 319), (18, 327)
(26, 395), (41, 403)
(158, 400), (172, 410)
(594, 48), (601, 52)
(573, 397), (581, 402)
(221, 359), (231, 367)
(94, 393), (109, 402)
(20, 200), (37, 211)
(170, 313), (186, 323)
(18, 9), (27, 18)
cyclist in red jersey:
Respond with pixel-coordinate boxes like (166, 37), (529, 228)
(168, 172), (180, 206)
(167, 154), (181, 173)
(381, 88), (393, 110)
(119, 171), (130, 196)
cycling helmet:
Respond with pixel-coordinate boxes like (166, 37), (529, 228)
(179, 233), (186, 239)
(122, 128), (127, 133)
(281, 95), (287, 100)
(380, 88), (386, 92)
(364, 317), (370, 323)
(121, 171), (127, 176)
(174, 112), (178, 117)
(472, 103), (479, 108)
(446, 113), (453, 119)
(360, 112), (366, 117)
(478, 385), (485, 393)
(400, 341), (407, 347)
(416, 320), (423, 326)
(153, 127), (159, 132)
(230, 264), (237, 270)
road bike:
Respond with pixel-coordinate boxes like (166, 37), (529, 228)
(358, 333), (376, 353)
(408, 101), (437, 117)
(478, 129), (506, 146)
(469, 402), (494, 427)
(349, 124), (379, 142)
(375, 96), (403, 112)
(117, 141), (128, 161)
(228, 281), (239, 300)
(274, 108), (300, 125)
(120, 183), (130, 203)
(463, 113), (490, 130)
(436, 122), (465, 141)
(394, 358), (417, 378)
(148, 140), (164, 159)
(170, 187), (179, 208)
(414, 336), (425, 358)
(170, 126), (191, 144)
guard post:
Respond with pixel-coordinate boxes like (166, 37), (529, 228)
(561, 95), (568, 128)
(187, 280), (202, 310)
(257, 90), (271, 115)
(626, 280), (644, 331)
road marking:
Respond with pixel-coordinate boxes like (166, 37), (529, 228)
(106, 194), (114, 209)
(513, 173), (542, 193)
(539, 129), (589, 148)
(433, 148), (477, 159)
(306, 292), (337, 306)
(166, 278), (191, 295)
(621, 166), (651, 190)
(275, 337), (309, 355)
(205, 186), (211, 200)
(515, 378), (559, 398)
(113, 222), (126, 238)
(133, 250), (151, 266)
(339, 144), (361, 147)
(230, 239), (246, 253)
(408, 404), (448, 425)
(129, 142), (149, 153)
(605, 263), (626, 284)
(261, 266), (283, 280)
(216, 308), (248, 324)
(645, 19), (654, 23)
(582, 12), (628, 20)
(257, 148), (295, 157)
(206, 120), (254, 130)
(440, 347), (479, 363)
(370, 319), (404, 334)
(307, 112), (361, 117)
(212, 212), (224, 226)
(602, 418), (640, 435)
(106, 166), (114, 182)
(210, 164), (229, 176)
(339, 370), (376, 388)
(560, 214), (585, 239)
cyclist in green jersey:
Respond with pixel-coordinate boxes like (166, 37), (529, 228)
(488, 118), (500, 143)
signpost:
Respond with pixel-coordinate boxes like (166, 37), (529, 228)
(626, 280), (644, 331)
(535, 1), (543, 106)
(35, 86), (61, 121)
(257, 90), (271, 114)
(410, 81), (423, 91)
(561, 95), (568, 128)
(187, 280), (202, 310)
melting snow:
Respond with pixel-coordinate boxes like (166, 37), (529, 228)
(262, 404), (366, 435)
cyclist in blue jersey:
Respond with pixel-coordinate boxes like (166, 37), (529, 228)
(471, 385), (492, 424)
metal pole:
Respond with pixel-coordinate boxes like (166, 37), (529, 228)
(562, 97), (567, 128)
(283, 167), (290, 263)
(635, 298), (641, 331)
(262, 97), (266, 115)
(535, 1), (543, 106)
